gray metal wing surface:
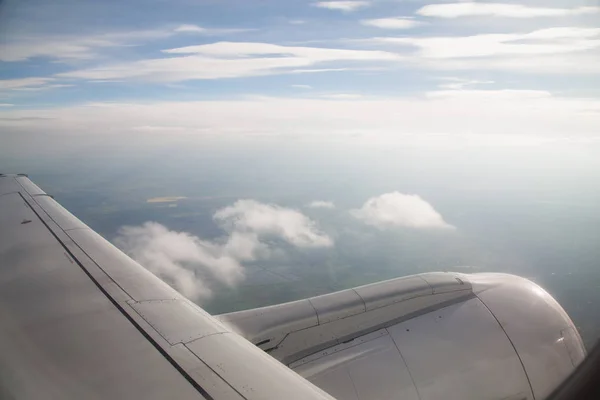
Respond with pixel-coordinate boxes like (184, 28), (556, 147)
(0, 174), (333, 400)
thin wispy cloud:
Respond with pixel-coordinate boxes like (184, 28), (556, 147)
(361, 17), (422, 30)
(312, 1), (370, 12)
(372, 27), (600, 59)
(0, 77), (54, 90)
(417, 3), (600, 18)
(0, 25), (249, 62)
(367, 27), (600, 74)
(437, 77), (494, 90)
(307, 201), (336, 209)
(174, 24), (254, 35)
(175, 24), (208, 33)
(58, 42), (399, 82)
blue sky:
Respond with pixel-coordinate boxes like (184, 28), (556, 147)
(0, 0), (599, 144)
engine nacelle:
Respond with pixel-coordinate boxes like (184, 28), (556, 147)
(218, 272), (585, 400)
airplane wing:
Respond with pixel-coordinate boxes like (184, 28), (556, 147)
(0, 174), (587, 400)
(0, 174), (334, 400)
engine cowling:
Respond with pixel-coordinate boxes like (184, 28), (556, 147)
(218, 272), (585, 400)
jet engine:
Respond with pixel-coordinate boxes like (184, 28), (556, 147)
(218, 272), (585, 400)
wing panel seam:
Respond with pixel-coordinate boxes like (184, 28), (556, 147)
(18, 191), (214, 400)
(386, 326), (423, 400)
(183, 342), (248, 400)
(474, 294), (536, 400)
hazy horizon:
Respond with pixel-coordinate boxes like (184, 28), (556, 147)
(2, 0), (599, 348)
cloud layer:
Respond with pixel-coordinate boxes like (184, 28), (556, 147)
(2, 91), (597, 140)
(351, 192), (454, 229)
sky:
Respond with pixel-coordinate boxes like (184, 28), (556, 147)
(0, 0), (599, 144)
(1, 0), (600, 346)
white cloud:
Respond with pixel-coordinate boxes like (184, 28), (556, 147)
(289, 20), (307, 25)
(366, 27), (600, 74)
(174, 24), (254, 35)
(312, 1), (370, 12)
(289, 67), (352, 74)
(351, 192), (454, 229)
(437, 77), (494, 90)
(373, 27), (600, 59)
(114, 222), (252, 300)
(361, 18), (422, 29)
(0, 77), (74, 93)
(115, 200), (332, 301)
(214, 200), (333, 248)
(307, 201), (336, 209)
(162, 42), (397, 61)
(292, 84), (312, 89)
(175, 24), (207, 33)
(58, 42), (399, 82)
(417, 3), (600, 18)
(0, 104), (13, 107)
(0, 77), (54, 90)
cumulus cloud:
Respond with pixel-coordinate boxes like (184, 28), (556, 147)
(312, 1), (370, 12)
(214, 199), (333, 248)
(351, 192), (454, 229)
(361, 18), (422, 30)
(417, 3), (600, 19)
(114, 222), (253, 300)
(307, 200), (336, 209)
(115, 200), (332, 300)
